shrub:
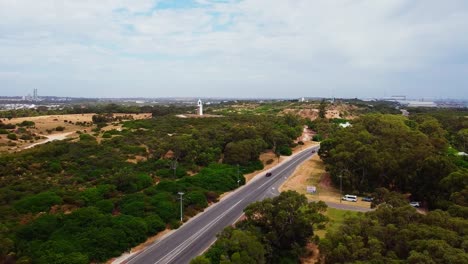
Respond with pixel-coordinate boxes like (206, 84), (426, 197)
(0, 123), (15, 129)
(312, 134), (323, 142)
(14, 192), (63, 213)
(79, 134), (96, 141)
(17, 120), (35, 127)
(20, 134), (33, 140)
(277, 145), (292, 156)
(7, 133), (17, 140)
(55, 126), (65, 131)
(0, 128), (8, 134)
(144, 215), (166, 234)
(265, 159), (274, 165)
(240, 160), (264, 174)
(96, 200), (114, 213)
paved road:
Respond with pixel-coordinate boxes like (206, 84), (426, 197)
(125, 146), (319, 264)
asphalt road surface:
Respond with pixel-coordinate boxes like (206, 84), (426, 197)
(126, 145), (319, 264)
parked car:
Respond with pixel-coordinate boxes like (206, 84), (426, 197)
(362, 197), (373, 202)
(410, 201), (420, 207)
(342, 194), (357, 202)
(265, 172), (272, 177)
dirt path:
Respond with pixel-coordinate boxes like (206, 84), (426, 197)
(23, 132), (75, 149)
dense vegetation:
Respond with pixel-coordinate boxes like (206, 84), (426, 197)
(0, 104), (195, 119)
(320, 192), (468, 263)
(0, 114), (302, 263)
(192, 191), (328, 264)
(409, 108), (468, 152)
(319, 113), (467, 211)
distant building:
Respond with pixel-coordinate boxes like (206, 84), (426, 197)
(33, 88), (38, 101)
(197, 99), (203, 116)
(339, 122), (352, 128)
(403, 101), (437, 107)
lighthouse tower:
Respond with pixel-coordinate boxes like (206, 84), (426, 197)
(197, 99), (203, 116)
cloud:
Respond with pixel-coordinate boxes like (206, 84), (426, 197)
(0, 0), (467, 98)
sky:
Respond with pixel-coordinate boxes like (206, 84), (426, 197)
(0, 0), (468, 99)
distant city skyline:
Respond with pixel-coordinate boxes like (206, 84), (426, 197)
(1, 1), (468, 99)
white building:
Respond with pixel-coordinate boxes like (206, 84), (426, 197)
(197, 99), (203, 116)
(339, 122), (352, 128)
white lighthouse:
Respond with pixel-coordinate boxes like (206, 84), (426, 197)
(197, 99), (203, 116)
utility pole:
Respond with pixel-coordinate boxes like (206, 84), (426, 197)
(172, 159), (177, 178)
(237, 164), (240, 187)
(178, 192), (184, 222)
(339, 175), (342, 203)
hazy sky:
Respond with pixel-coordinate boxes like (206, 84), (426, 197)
(1, 0), (468, 99)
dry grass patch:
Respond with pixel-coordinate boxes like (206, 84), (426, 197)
(280, 155), (371, 208)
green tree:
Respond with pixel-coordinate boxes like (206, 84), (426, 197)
(242, 191), (327, 260)
(14, 192), (62, 213)
(7, 133), (17, 140)
(190, 256), (212, 264)
(204, 228), (265, 264)
(318, 99), (327, 119)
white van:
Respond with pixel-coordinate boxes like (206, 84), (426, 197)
(342, 194), (357, 202)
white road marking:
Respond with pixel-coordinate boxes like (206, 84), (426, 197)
(154, 199), (244, 264)
(128, 147), (319, 264)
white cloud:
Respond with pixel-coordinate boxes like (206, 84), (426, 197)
(0, 0), (467, 98)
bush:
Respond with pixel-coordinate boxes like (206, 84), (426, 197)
(240, 160), (264, 174)
(7, 133), (17, 140)
(265, 159), (274, 165)
(20, 134), (33, 140)
(144, 215), (166, 234)
(0, 129), (8, 134)
(277, 145), (292, 156)
(312, 134), (323, 142)
(157, 168), (187, 178)
(55, 126), (65, 131)
(0, 123), (15, 129)
(14, 192), (63, 213)
(96, 200), (114, 213)
(17, 120), (35, 127)
(79, 134), (96, 141)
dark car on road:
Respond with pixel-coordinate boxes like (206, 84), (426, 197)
(265, 172), (272, 177)
(311, 150), (316, 154)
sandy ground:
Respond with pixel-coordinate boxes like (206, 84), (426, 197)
(301, 243), (320, 264)
(244, 141), (318, 182)
(279, 155), (371, 208)
(0, 113), (151, 152)
(24, 132), (75, 149)
(282, 103), (359, 121)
